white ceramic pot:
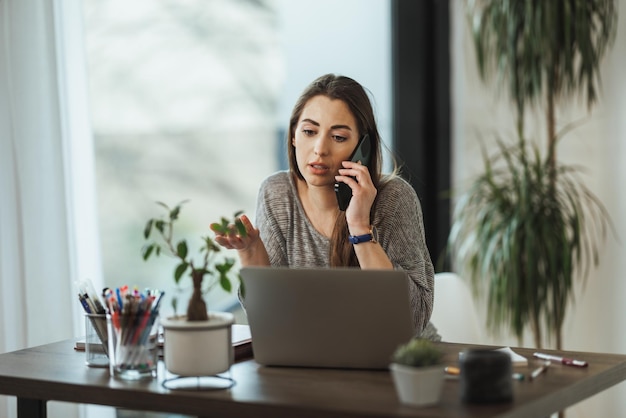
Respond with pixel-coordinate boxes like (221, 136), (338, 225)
(160, 311), (234, 376)
(390, 363), (445, 407)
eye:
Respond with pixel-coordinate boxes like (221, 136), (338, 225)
(302, 129), (315, 136)
(332, 135), (348, 142)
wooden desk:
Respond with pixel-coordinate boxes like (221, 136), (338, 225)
(0, 339), (624, 418)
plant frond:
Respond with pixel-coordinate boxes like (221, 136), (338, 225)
(447, 139), (613, 342)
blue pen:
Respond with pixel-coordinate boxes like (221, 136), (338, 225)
(152, 291), (165, 312)
(115, 287), (123, 309)
(78, 294), (92, 313)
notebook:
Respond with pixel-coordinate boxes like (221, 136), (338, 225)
(239, 266), (415, 369)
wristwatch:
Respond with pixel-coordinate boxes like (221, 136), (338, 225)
(349, 226), (378, 244)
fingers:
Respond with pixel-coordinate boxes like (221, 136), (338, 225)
(210, 214), (250, 236)
(213, 234), (236, 249)
(219, 233), (248, 250)
(211, 214), (259, 251)
(336, 162), (372, 188)
(338, 161), (370, 181)
(336, 162), (377, 220)
(239, 214), (255, 233)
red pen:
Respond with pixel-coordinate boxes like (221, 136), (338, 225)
(533, 352), (588, 367)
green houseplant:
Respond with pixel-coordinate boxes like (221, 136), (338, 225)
(449, 0), (617, 349)
(142, 201), (245, 321)
(390, 339), (445, 407)
(142, 201), (246, 378)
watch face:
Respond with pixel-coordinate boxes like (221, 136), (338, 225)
(371, 225), (379, 242)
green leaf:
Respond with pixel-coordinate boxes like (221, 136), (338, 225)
(211, 223), (228, 234)
(204, 237), (221, 253)
(219, 274), (232, 293)
(176, 240), (188, 259)
(141, 244), (154, 260)
(171, 297), (178, 317)
(174, 262), (188, 284)
(156, 201), (170, 211)
(216, 258), (235, 274)
(143, 219), (154, 239)
(170, 205), (181, 221)
(155, 220), (165, 234)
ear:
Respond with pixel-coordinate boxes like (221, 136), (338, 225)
(291, 136), (296, 147)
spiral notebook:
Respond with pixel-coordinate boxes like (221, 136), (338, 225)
(240, 267), (415, 370)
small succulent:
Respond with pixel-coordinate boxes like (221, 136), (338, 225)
(391, 338), (443, 368)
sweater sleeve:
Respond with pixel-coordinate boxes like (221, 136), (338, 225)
(255, 174), (290, 266)
(374, 177), (435, 335)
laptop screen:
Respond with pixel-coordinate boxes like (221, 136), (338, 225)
(240, 267), (415, 369)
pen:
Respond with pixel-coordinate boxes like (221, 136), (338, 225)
(78, 293), (92, 313)
(512, 372), (525, 381)
(533, 352), (588, 367)
(530, 361), (550, 380)
(445, 366), (460, 375)
(445, 366), (526, 381)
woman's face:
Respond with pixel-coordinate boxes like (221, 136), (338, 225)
(292, 95), (359, 189)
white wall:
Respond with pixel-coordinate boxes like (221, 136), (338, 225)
(451, 2), (626, 417)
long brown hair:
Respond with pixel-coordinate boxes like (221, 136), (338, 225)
(287, 74), (388, 267)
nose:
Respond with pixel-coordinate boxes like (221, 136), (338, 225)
(313, 135), (330, 156)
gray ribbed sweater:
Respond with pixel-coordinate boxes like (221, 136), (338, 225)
(254, 171), (439, 340)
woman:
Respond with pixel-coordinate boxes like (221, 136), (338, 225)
(212, 74), (438, 339)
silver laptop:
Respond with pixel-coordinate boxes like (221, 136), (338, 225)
(239, 266), (415, 369)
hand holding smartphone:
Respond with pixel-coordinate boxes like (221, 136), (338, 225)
(335, 134), (372, 211)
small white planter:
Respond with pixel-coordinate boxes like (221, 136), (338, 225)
(390, 363), (445, 407)
(160, 311), (234, 377)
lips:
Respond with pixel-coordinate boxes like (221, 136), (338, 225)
(308, 162), (331, 174)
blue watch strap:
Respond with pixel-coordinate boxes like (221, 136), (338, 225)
(349, 226), (378, 244)
(349, 233), (373, 244)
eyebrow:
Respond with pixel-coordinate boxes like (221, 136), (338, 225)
(300, 118), (353, 131)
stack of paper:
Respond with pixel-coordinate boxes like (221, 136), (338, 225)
(496, 346), (528, 365)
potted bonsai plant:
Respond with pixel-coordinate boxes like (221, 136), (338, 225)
(389, 338), (445, 407)
(142, 201), (246, 378)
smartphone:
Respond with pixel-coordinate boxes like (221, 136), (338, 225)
(335, 134), (372, 211)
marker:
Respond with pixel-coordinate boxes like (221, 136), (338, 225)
(512, 372), (525, 381)
(445, 366), (460, 375)
(530, 361), (550, 380)
(446, 366), (526, 381)
(533, 352), (588, 367)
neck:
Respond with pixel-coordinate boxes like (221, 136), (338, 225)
(296, 179), (340, 237)
(296, 179), (337, 210)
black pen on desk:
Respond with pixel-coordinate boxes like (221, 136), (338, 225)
(530, 361), (550, 380)
(533, 352), (588, 367)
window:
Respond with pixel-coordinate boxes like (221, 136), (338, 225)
(82, 0), (391, 320)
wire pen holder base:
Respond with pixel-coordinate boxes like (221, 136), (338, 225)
(161, 373), (235, 391)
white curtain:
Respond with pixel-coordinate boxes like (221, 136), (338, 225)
(0, 0), (102, 417)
